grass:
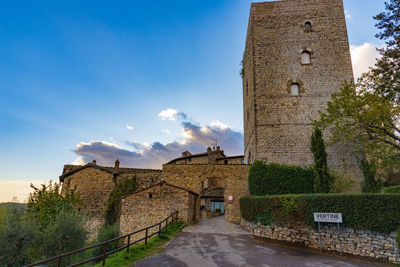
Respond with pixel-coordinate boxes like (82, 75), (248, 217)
(94, 222), (185, 267)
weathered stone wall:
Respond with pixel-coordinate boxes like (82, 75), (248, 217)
(120, 184), (196, 238)
(162, 164), (251, 223)
(63, 167), (116, 240)
(242, 219), (400, 264)
(242, 0), (363, 191)
(117, 169), (162, 191)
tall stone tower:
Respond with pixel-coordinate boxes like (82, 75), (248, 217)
(242, 0), (363, 189)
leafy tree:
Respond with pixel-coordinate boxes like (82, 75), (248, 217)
(105, 177), (137, 225)
(359, 158), (383, 193)
(93, 224), (121, 258)
(310, 127), (333, 193)
(27, 181), (83, 230)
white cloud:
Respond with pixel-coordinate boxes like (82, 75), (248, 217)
(126, 124), (134, 130)
(73, 110), (244, 169)
(162, 129), (170, 134)
(345, 10), (351, 19)
(350, 43), (382, 79)
(0, 180), (45, 203)
(158, 108), (179, 121)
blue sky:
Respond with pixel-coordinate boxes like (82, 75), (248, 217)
(0, 0), (387, 201)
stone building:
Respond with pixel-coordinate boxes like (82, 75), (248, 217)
(242, 0), (363, 189)
(120, 181), (198, 237)
(166, 146), (244, 165)
(59, 160), (161, 239)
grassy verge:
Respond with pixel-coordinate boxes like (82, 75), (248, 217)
(94, 222), (185, 267)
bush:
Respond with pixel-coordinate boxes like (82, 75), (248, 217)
(93, 224), (121, 258)
(359, 159), (383, 193)
(240, 194), (400, 233)
(248, 161), (314, 195)
(330, 173), (354, 193)
(384, 185), (400, 193)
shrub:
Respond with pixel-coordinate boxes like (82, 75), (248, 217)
(240, 194), (400, 233)
(248, 161), (314, 195)
(330, 173), (354, 193)
(310, 127), (333, 193)
(384, 185), (400, 193)
(359, 159), (383, 193)
(105, 177), (136, 225)
(93, 224), (121, 258)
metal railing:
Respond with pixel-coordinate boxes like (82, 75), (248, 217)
(25, 211), (179, 267)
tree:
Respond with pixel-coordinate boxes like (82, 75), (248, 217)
(359, 158), (383, 193)
(310, 127), (333, 193)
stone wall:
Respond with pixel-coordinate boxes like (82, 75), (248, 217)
(117, 169), (162, 191)
(162, 164), (251, 223)
(63, 167), (116, 240)
(241, 219), (400, 264)
(120, 183), (197, 238)
(242, 0), (363, 191)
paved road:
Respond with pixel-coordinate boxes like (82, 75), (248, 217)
(134, 216), (383, 267)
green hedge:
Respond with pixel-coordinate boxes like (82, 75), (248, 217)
(240, 194), (400, 233)
(384, 185), (400, 194)
(248, 161), (315, 195)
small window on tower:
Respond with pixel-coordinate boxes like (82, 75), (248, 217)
(246, 80), (248, 95)
(301, 51), (311, 65)
(290, 83), (300, 96)
(304, 21), (312, 32)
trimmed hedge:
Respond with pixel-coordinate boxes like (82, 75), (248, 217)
(248, 161), (315, 195)
(384, 185), (400, 194)
(240, 194), (400, 233)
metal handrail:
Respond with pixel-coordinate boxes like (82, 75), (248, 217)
(25, 211), (179, 267)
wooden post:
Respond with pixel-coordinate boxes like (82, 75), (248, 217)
(158, 222), (161, 237)
(166, 217), (168, 232)
(57, 256), (61, 267)
(145, 228), (148, 246)
(102, 243), (107, 266)
(127, 235), (130, 253)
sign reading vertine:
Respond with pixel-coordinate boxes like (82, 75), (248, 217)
(314, 213), (342, 223)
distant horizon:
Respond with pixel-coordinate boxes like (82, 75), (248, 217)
(0, 0), (386, 202)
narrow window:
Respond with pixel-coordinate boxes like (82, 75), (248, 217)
(290, 83), (300, 96)
(304, 21), (312, 32)
(301, 51), (311, 64)
(149, 193), (153, 199)
(246, 80), (248, 95)
(224, 160), (228, 165)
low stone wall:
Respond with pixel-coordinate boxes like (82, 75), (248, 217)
(241, 219), (400, 264)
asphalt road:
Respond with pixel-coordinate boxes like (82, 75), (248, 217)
(133, 216), (383, 267)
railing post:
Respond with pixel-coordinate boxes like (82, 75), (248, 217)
(102, 243), (107, 266)
(145, 228), (148, 246)
(127, 235), (130, 253)
(158, 222), (161, 237)
(57, 256), (61, 267)
(166, 217), (168, 232)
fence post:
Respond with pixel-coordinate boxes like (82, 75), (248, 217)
(57, 256), (61, 267)
(102, 243), (107, 266)
(166, 217), (168, 232)
(145, 228), (148, 246)
(127, 235), (130, 253)
(158, 222), (161, 237)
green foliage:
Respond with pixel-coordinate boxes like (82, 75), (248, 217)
(384, 185), (400, 193)
(93, 224), (122, 258)
(105, 177), (137, 225)
(330, 173), (354, 193)
(310, 127), (333, 193)
(248, 160), (314, 195)
(27, 181), (83, 230)
(359, 159), (383, 193)
(94, 222), (185, 267)
(240, 193), (400, 233)
(0, 205), (37, 266)
(0, 182), (87, 267)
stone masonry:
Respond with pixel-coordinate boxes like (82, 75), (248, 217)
(162, 164), (251, 223)
(241, 219), (400, 264)
(242, 0), (363, 191)
(120, 182), (197, 239)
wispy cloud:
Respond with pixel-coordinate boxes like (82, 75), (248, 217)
(162, 129), (171, 134)
(72, 110), (244, 168)
(345, 10), (351, 19)
(126, 124), (134, 130)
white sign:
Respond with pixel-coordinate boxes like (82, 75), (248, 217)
(314, 213), (342, 223)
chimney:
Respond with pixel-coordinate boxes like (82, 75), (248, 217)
(115, 159), (120, 172)
(92, 160), (96, 165)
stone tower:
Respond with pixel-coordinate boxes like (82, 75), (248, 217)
(242, 0), (363, 189)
